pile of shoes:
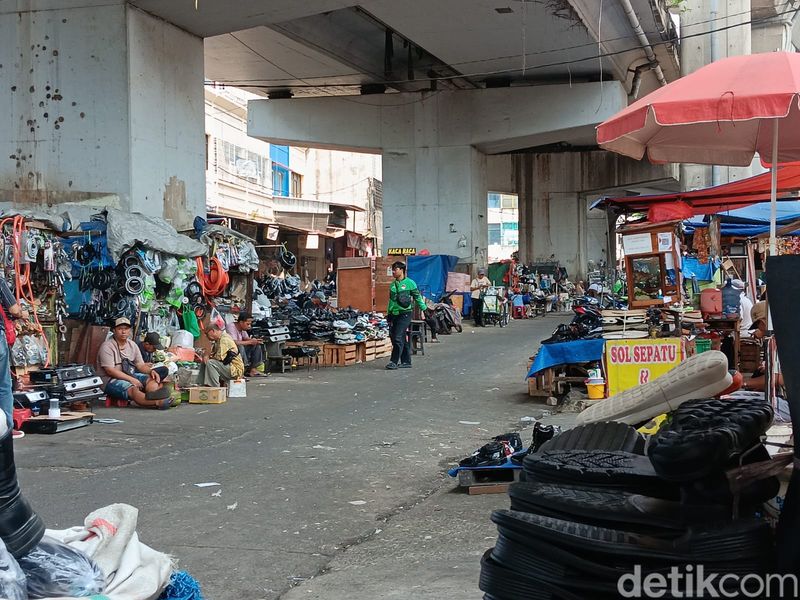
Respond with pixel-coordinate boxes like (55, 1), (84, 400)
(456, 424), (560, 469)
(480, 397), (778, 600)
(600, 309), (650, 339)
(333, 320), (357, 345)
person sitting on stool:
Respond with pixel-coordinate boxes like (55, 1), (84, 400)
(226, 312), (266, 377)
(196, 324), (244, 387)
(97, 317), (171, 409)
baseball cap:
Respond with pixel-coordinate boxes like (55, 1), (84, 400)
(477, 268), (486, 275)
(143, 332), (164, 350)
(731, 279), (745, 291)
(113, 317), (131, 328)
(314, 291), (327, 301)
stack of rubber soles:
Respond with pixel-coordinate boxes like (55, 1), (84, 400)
(480, 398), (778, 600)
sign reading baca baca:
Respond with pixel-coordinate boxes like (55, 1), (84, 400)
(387, 248), (417, 256)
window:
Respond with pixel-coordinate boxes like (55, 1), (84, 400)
(217, 140), (268, 188)
(291, 172), (302, 197)
(488, 223), (502, 245)
(502, 222), (518, 231)
(273, 165), (289, 197)
(501, 194), (518, 209)
(488, 193), (501, 209)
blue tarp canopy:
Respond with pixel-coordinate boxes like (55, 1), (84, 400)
(407, 255), (459, 301)
(685, 201), (800, 236)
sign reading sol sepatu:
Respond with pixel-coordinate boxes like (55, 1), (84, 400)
(387, 248), (417, 256)
(605, 339), (682, 395)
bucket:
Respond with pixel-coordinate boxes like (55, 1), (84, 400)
(695, 338), (712, 354)
(586, 382), (606, 400)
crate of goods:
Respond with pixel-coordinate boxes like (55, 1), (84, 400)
(323, 344), (359, 367)
(188, 387), (227, 404)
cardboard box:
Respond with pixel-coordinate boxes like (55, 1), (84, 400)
(188, 387), (227, 404)
(228, 379), (247, 398)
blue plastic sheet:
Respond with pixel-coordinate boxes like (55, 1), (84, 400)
(407, 255), (459, 301)
(527, 339), (605, 378)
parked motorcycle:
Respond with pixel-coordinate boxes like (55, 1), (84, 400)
(429, 290), (463, 334)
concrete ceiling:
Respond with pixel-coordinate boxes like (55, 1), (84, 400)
(130, 0), (680, 99)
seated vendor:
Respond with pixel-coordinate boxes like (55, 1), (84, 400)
(225, 312), (266, 378)
(97, 317), (171, 409)
(743, 301), (784, 392)
(137, 331), (163, 364)
(195, 323), (244, 387)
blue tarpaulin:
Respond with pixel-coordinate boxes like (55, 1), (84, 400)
(407, 255), (459, 301)
(527, 339), (606, 378)
(685, 201), (800, 236)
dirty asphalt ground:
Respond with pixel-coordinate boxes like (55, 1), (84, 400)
(17, 315), (577, 599)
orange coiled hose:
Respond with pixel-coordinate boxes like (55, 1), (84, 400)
(195, 256), (229, 297)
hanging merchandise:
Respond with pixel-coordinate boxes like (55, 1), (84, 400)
(182, 309), (201, 339)
(195, 257), (229, 298)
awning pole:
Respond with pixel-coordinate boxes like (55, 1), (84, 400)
(770, 119), (779, 256)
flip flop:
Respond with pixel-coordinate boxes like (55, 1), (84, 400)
(576, 350), (732, 426)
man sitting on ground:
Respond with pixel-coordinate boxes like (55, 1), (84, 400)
(196, 323), (244, 387)
(137, 331), (163, 364)
(97, 317), (171, 409)
(225, 312), (265, 377)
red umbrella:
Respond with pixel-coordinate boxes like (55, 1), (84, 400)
(597, 52), (800, 253)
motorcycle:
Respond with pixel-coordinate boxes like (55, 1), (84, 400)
(429, 290), (463, 334)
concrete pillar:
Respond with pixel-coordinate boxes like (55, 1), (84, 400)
(515, 151), (677, 280)
(249, 82), (628, 268)
(679, 0), (752, 190)
(0, 2), (205, 229)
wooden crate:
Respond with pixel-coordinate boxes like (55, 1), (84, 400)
(457, 466), (522, 495)
(373, 338), (392, 359)
(323, 344), (359, 366)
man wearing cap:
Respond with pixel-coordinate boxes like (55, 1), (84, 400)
(226, 312), (265, 378)
(470, 268), (491, 327)
(137, 331), (163, 364)
(97, 317), (172, 409)
(743, 301), (785, 392)
(731, 279), (753, 334)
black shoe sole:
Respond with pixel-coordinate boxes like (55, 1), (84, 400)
(648, 396), (774, 482)
(508, 481), (730, 531)
(539, 422), (645, 454)
(523, 450), (679, 499)
(491, 509), (773, 563)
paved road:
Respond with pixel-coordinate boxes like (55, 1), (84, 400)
(16, 315), (575, 599)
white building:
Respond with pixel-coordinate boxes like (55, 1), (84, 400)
(487, 192), (519, 263)
(204, 85), (382, 279)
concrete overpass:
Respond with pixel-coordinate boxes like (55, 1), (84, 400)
(1, 0), (691, 274)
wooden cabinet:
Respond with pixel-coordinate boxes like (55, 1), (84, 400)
(337, 257), (374, 312)
(620, 222), (683, 309)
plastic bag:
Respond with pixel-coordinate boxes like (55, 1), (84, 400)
(182, 309), (201, 339)
(0, 537), (27, 600)
(18, 536), (105, 598)
(158, 257), (178, 284)
(170, 329), (194, 349)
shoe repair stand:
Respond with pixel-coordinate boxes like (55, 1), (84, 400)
(527, 365), (589, 404)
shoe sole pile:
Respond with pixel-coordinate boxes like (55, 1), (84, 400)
(576, 350), (732, 425)
(481, 408), (777, 600)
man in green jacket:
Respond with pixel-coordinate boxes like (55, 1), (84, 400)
(386, 261), (428, 370)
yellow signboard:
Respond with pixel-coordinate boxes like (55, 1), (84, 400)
(387, 247), (417, 256)
(605, 339), (682, 396)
